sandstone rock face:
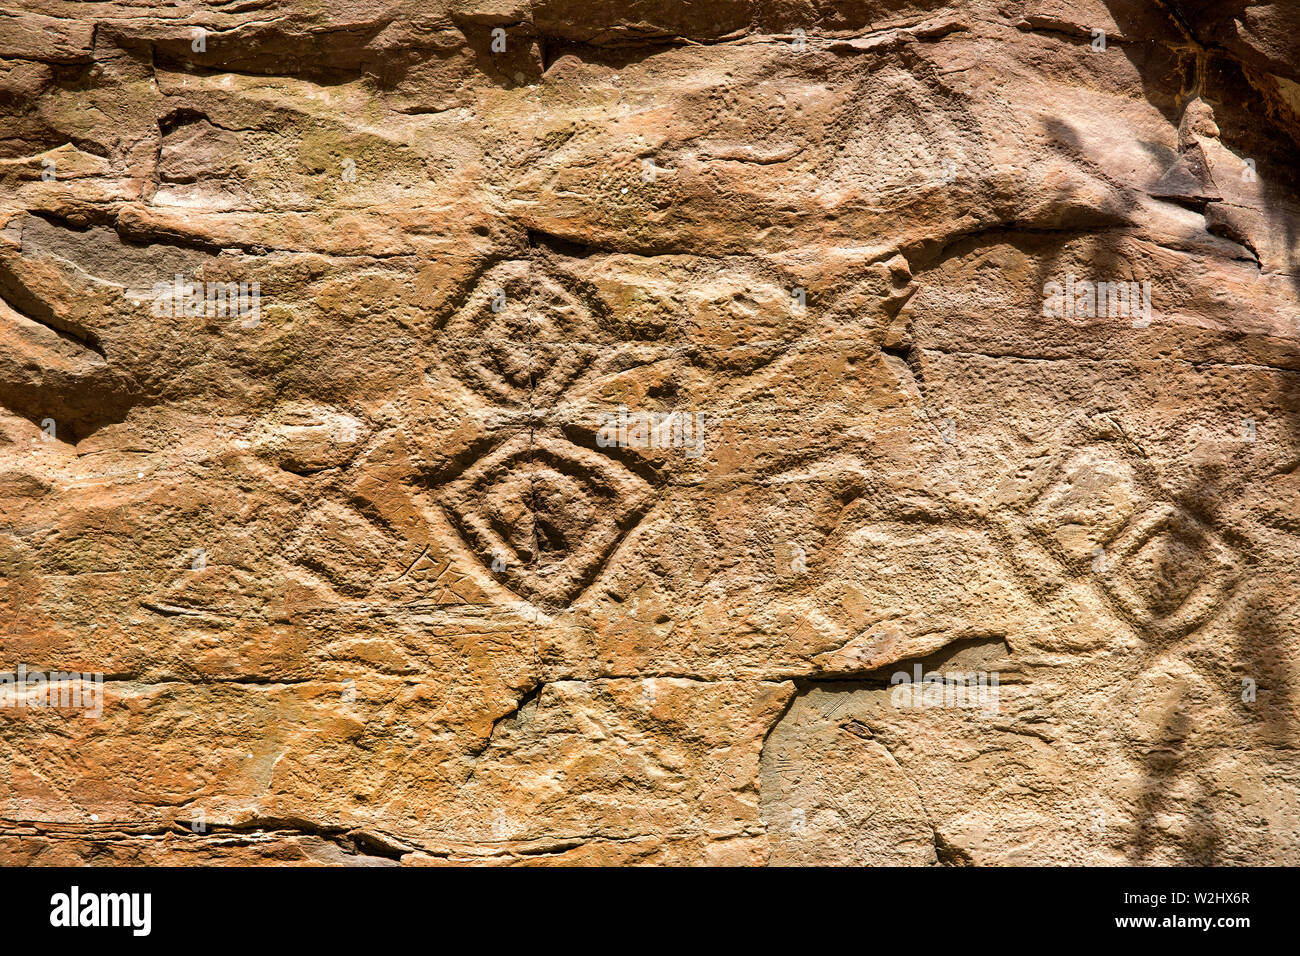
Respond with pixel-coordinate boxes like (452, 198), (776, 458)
(0, 0), (1297, 866)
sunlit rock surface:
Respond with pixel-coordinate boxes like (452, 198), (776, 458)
(0, 0), (1297, 865)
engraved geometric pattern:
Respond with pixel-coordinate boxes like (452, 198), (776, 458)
(435, 260), (656, 605)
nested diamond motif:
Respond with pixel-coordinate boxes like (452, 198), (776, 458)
(431, 259), (663, 604)
(1016, 439), (1238, 637)
(438, 431), (655, 606)
(440, 260), (604, 407)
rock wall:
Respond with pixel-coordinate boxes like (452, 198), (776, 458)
(1, 0), (1297, 865)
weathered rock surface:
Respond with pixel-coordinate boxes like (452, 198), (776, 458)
(0, 0), (1297, 865)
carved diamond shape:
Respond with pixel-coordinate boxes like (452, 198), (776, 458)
(1095, 504), (1238, 637)
(438, 431), (655, 605)
(440, 261), (604, 407)
(1004, 432), (1239, 637)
